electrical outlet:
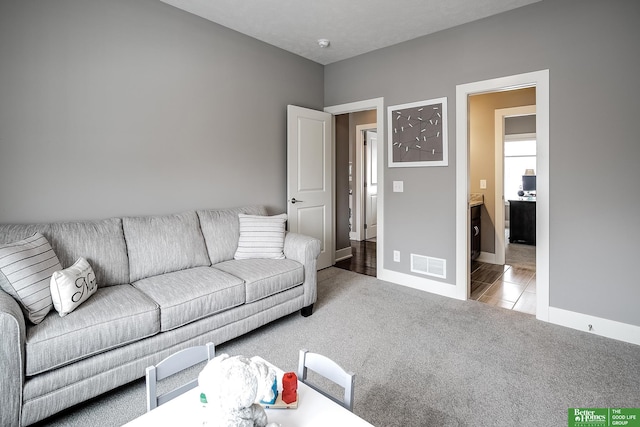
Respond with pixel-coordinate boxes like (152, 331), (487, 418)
(393, 181), (404, 192)
(393, 250), (400, 262)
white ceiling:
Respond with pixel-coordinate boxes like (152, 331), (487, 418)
(159, 0), (541, 65)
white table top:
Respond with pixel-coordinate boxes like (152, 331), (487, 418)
(124, 356), (373, 427)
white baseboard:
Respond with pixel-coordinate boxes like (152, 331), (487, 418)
(334, 247), (353, 262)
(548, 307), (640, 346)
(477, 251), (497, 264)
(378, 267), (639, 346)
(379, 268), (465, 300)
(380, 268), (640, 346)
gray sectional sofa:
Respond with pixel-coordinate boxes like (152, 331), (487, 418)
(0, 206), (321, 426)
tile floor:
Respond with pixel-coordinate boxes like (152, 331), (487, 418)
(470, 235), (536, 315)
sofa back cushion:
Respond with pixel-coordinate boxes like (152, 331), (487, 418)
(0, 219), (129, 287)
(0, 224), (50, 245)
(123, 211), (210, 282)
(196, 206), (267, 265)
(46, 218), (129, 287)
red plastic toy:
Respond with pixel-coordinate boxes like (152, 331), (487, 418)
(281, 372), (298, 404)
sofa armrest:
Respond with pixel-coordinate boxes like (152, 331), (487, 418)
(0, 290), (26, 427)
(283, 232), (321, 308)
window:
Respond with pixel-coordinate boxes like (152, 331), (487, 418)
(504, 136), (536, 201)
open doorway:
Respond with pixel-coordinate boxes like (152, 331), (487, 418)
(352, 124), (378, 242)
(496, 107), (537, 266)
(455, 70), (549, 322)
(288, 98), (384, 274)
(466, 89), (537, 314)
(334, 112), (378, 277)
(468, 95), (538, 314)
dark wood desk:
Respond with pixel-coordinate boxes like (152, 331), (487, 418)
(509, 200), (536, 245)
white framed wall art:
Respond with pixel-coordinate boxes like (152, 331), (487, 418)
(388, 97), (448, 167)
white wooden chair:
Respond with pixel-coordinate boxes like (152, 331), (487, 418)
(145, 342), (215, 411)
(297, 349), (355, 411)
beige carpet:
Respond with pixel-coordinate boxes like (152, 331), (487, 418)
(35, 268), (639, 427)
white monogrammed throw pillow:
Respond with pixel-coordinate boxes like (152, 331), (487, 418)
(50, 257), (97, 317)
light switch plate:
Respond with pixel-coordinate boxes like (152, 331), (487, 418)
(480, 179), (487, 189)
(393, 181), (404, 192)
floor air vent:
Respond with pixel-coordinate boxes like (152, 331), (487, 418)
(411, 254), (446, 279)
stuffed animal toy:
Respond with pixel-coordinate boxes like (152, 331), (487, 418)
(198, 354), (281, 427)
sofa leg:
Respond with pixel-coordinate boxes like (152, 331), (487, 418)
(301, 304), (314, 317)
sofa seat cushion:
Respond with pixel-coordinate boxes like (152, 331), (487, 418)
(214, 259), (303, 304)
(132, 266), (245, 332)
(25, 284), (159, 376)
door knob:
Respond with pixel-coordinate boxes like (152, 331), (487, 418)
(290, 198), (304, 204)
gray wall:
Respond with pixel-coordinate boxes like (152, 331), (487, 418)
(0, 0), (323, 223)
(505, 115), (536, 135)
(2, 0), (638, 327)
(325, 0), (640, 326)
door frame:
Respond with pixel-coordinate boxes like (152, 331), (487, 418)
(494, 105), (536, 265)
(364, 128), (378, 240)
(325, 98), (384, 277)
(455, 70), (549, 321)
(353, 123), (377, 242)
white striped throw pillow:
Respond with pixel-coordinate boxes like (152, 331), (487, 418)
(0, 232), (62, 324)
(234, 213), (287, 260)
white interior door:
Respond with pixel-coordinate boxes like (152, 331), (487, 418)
(365, 130), (378, 239)
(287, 105), (333, 270)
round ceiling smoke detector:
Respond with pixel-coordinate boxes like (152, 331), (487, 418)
(317, 39), (330, 48)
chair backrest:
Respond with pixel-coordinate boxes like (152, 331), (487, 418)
(297, 349), (355, 411)
(145, 342), (215, 411)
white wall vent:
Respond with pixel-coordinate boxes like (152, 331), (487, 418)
(411, 254), (446, 279)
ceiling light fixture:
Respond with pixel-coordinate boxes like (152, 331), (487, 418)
(317, 39), (330, 48)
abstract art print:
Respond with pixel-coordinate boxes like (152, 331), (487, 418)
(387, 97), (448, 167)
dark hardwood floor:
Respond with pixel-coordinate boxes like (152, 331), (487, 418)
(334, 239), (376, 277)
